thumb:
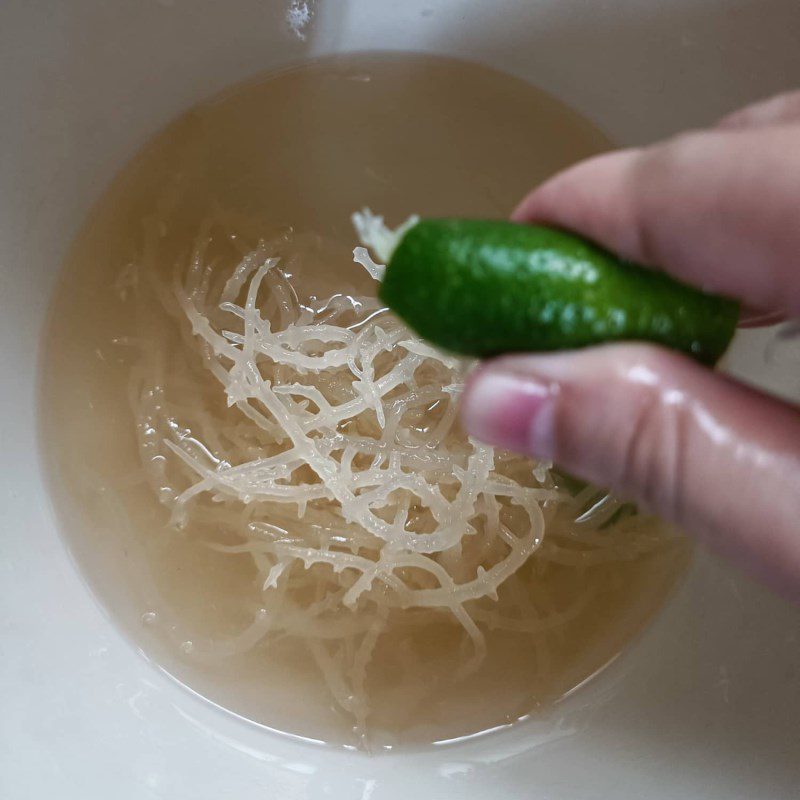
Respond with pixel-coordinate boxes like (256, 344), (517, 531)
(460, 345), (800, 602)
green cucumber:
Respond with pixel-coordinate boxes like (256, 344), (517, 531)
(380, 219), (739, 365)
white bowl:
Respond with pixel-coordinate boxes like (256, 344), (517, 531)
(2, 2), (799, 798)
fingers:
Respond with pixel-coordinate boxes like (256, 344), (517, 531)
(461, 345), (800, 602)
(513, 126), (800, 317)
(717, 90), (800, 130)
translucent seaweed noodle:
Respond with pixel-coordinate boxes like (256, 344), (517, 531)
(125, 209), (676, 742)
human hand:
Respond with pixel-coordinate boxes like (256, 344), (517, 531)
(460, 92), (800, 602)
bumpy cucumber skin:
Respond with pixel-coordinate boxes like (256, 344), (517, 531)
(380, 219), (739, 365)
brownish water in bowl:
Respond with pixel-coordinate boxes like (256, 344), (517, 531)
(42, 53), (689, 748)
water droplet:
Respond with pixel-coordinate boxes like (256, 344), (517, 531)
(141, 611), (158, 626)
(181, 640), (194, 654)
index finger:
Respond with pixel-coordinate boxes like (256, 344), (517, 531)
(513, 126), (800, 317)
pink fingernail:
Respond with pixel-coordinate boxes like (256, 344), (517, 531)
(461, 368), (557, 457)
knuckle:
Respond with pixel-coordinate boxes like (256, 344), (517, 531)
(612, 351), (691, 520)
(628, 132), (707, 266)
